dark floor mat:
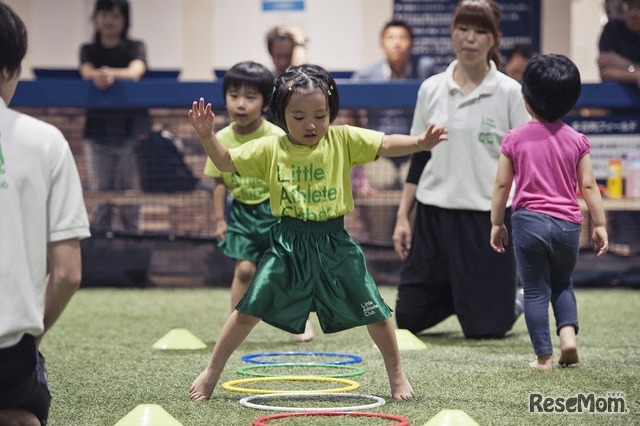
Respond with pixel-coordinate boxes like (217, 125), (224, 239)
(573, 249), (640, 288)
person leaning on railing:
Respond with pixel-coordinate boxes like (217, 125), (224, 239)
(597, 0), (640, 85)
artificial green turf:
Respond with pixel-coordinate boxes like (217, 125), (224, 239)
(42, 287), (639, 425)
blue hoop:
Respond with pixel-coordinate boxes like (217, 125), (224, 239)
(241, 351), (362, 365)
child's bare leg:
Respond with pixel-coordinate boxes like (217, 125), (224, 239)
(189, 310), (260, 400)
(295, 317), (314, 342)
(0, 408), (40, 426)
(558, 325), (579, 367)
(529, 353), (553, 371)
(229, 260), (257, 311)
(366, 319), (414, 400)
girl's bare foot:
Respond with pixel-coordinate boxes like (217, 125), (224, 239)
(558, 325), (579, 367)
(189, 368), (218, 401)
(559, 347), (579, 367)
(295, 318), (314, 342)
(365, 320), (414, 400)
(389, 369), (415, 400)
(529, 354), (553, 371)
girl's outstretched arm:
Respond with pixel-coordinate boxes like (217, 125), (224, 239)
(378, 123), (447, 157)
(188, 98), (237, 173)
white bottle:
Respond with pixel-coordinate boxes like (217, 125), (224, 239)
(626, 151), (640, 198)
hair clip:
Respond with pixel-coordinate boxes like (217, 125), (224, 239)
(288, 86), (293, 91)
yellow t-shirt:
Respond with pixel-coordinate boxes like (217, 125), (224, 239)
(230, 125), (384, 220)
(203, 119), (285, 204)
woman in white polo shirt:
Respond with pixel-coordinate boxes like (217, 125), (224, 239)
(392, 0), (530, 339)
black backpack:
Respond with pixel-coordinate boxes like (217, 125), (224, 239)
(137, 130), (199, 192)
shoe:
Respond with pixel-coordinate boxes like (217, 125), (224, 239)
(514, 288), (525, 320)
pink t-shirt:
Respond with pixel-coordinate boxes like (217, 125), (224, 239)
(501, 121), (590, 224)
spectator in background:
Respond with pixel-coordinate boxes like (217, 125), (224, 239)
(597, 0), (640, 84)
(351, 19), (437, 191)
(352, 19), (436, 82)
(392, 0), (529, 339)
(503, 43), (536, 83)
(265, 25), (308, 78)
(0, 2), (91, 424)
(80, 0), (151, 192)
(606, 0), (625, 19)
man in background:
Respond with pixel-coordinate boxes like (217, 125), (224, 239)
(351, 19), (436, 191)
(504, 43), (535, 83)
(265, 25), (308, 78)
(598, 0), (640, 84)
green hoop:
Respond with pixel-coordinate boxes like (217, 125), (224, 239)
(236, 363), (365, 378)
(222, 376), (360, 394)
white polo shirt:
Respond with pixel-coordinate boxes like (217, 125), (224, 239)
(0, 99), (90, 348)
(411, 60), (530, 211)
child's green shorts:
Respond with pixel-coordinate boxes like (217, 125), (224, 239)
(219, 200), (278, 262)
(236, 216), (392, 334)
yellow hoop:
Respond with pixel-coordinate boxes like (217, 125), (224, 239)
(222, 376), (360, 394)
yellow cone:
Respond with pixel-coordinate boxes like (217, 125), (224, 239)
(422, 409), (480, 426)
(114, 404), (183, 426)
(152, 328), (207, 350)
(395, 329), (428, 350)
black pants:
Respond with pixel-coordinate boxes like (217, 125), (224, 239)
(396, 203), (517, 338)
(0, 335), (51, 425)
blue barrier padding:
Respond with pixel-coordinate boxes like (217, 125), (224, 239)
(11, 79), (640, 111)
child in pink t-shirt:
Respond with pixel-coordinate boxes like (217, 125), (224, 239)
(490, 54), (609, 371)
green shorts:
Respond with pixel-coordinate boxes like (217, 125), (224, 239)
(236, 216), (392, 334)
(219, 200), (278, 262)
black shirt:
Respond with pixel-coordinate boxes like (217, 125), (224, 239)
(80, 39), (150, 141)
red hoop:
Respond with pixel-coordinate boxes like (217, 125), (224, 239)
(252, 411), (411, 426)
